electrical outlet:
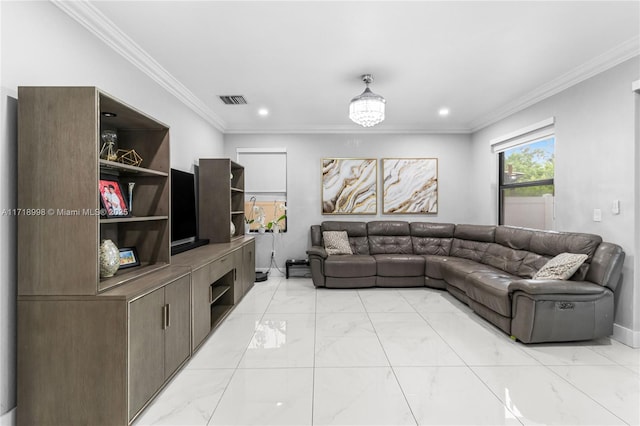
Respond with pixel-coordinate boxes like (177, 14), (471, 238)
(593, 208), (602, 222)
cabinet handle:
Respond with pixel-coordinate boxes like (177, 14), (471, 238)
(166, 303), (171, 328)
(162, 304), (167, 330)
(234, 268), (237, 281)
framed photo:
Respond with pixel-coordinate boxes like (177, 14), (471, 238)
(118, 247), (140, 269)
(382, 158), (438, 214)
(99, 177), (130, 218)
(321, 158), (377, 214)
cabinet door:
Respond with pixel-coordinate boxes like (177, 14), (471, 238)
(191, 266), (211, 350)
(164, 275), (191, 378)
(243, 241), (256, 295)
(129, 288), (165, 419)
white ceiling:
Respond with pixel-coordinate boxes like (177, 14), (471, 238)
(63, 1), (639, 133)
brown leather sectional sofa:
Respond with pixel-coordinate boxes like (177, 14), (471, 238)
(307, 221), (625, 343)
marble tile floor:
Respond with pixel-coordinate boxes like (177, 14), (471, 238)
(134, 276), (640, 426)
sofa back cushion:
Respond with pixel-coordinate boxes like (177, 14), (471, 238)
(495, 226), (535, 250)
(529, 230), (602, 260)
(450, 224), (495, 262)
(321, 221), (370, 255)
(367, 221), (413, 254)
(481, 243), (529, 275)
(410, 222), (454, 255)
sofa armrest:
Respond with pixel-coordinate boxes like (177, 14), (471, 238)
(307, 245), (328, 259)
(509, 279), (607, 296)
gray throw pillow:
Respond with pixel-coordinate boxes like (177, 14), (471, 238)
(533, 253), (588, 280)
(322, 231), (353, 255)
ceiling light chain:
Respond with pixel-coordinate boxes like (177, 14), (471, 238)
(349, 74), (386, 127)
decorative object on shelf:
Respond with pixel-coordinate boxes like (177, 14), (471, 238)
(230, 221), (236, 237)
(115, 148), (143, 167)
(99, 239), (120, 278)
(382, 158), (438, 214)
(127, 182), (135, 215)
(99, 129), (118, 161)
(118, 247), (140, 269)
(349, 74), (386, 127)
(230, 173), (234, 180)
(322, 158), (377, 214)
(99, 176), (130, 218)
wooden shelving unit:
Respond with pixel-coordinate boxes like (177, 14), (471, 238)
(198, 158), (245, 243)
(17, 87), (180, 425)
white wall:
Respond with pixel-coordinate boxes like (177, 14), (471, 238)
(224, 133), (473, 271)
(470, 58), (640, 345)
(0, 1), (224, 418)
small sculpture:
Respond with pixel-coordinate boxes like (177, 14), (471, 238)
(115, 149), (143, 167)
(99, 130), (118, 161)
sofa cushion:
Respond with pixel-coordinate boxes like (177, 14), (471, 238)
(454, 224), (496, 242)
(517, 252), (552, 278)
(423, 255), (450, 279)
(410, 222), (455, 255)
(440, 258), (500, 294)
(465, 271), (518, 317)
(529, 230), (601, 261)
(450, 239), (490, 262)
(368, 221), (413, 254)
(533, 253), (588, 280)
(495, 226), (535, 250)
(324, 255), (376, 278)
(322, 221), (370, 255)
(322, 231), (353, 255)
(374, 254), (424, 277)
(481, 243), (529, 275)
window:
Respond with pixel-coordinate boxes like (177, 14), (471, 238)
(491, 118), (556, 230)
(498, 137), (555, 229)
(237, 148), (287, 232)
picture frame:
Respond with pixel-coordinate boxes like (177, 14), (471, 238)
(118, 247), (140, 269)
(382, 158), (438, 214)
(321, 158), (377, 214)
(99, 176), (130, 218)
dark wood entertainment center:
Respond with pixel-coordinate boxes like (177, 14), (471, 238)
(16, 86), (255, 425)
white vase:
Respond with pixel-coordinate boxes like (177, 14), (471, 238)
(245, 223), (250, 234)
(258, 226), (265, 234)
(230, 222), (236, 237)
(99, 239), (120, 278)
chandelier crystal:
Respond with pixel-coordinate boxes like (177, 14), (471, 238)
(349, 74), (386, 127)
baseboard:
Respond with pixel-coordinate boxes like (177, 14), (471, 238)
(0, 407), (16, 426)
(612, 323), (640, 348)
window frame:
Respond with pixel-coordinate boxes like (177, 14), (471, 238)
(497, 137), (555, 226)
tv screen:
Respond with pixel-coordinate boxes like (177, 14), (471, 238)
(171, 168), (198, 245)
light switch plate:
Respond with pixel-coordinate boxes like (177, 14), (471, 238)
(593, 208), (602, 222)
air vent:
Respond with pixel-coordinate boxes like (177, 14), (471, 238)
(219, 95), (247, 105)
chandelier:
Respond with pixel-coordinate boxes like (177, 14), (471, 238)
(349, 74), (386, 127)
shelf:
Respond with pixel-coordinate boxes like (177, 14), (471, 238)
(99, 159), (168, 177)
(99, 262), (170, 291)
(231, 211), (244, 215)
(211, 304), (233, 329)
(100, 215), (168, 224)
(209, 285), (230, 305)
(231, 187), (244, 193)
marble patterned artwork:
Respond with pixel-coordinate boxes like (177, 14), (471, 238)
(383, 158), (438, 214)
(322, 158), (377, 214)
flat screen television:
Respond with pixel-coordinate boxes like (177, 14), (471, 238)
(171, 168), (208, 255)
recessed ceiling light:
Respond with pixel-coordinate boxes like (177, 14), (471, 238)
(258, 108), (269, 116)
(438, 108), (450, 116)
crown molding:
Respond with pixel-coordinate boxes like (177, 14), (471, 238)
(469, 36), (640, 132)
(224, 125), (473, 135)
(51, 0), (226, 132)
